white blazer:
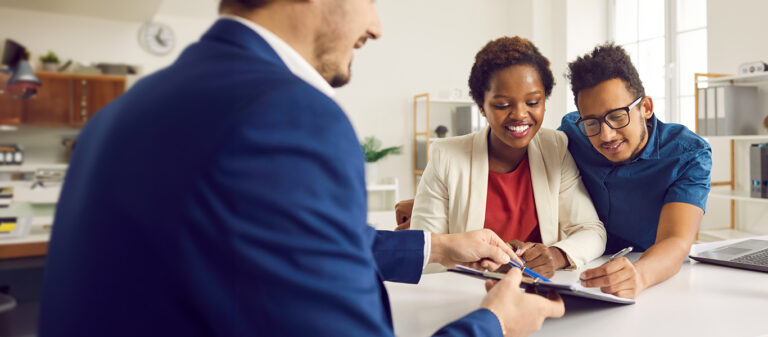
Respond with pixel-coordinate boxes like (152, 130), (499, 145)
(412, 127), (606, 268)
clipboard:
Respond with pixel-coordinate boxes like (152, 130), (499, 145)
(447, 265), (635, 305)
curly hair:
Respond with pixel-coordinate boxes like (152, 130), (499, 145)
(567, 42), (645, 107)
(468, 36), (554, 107)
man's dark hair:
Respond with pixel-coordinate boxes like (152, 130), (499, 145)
(219, 0), (274, 11)
(567, 42), (645, 107)
(468, 36), (554, 108)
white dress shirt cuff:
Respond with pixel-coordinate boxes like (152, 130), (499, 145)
(423, 231), (432, 268)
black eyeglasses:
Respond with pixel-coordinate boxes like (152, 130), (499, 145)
(575, 96), (643, 137)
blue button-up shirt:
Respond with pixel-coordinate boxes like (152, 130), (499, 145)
(559, 112), (712, 253)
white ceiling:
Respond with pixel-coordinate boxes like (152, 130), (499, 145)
(155, 0), (218, 19)
(0, 0), (219, 22)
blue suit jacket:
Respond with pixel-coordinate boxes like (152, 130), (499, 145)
(39, 19), (501, 337)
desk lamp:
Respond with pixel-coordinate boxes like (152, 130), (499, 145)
(0, 39), (41, 99)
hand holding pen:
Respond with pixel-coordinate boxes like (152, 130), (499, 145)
(506, 240), (569, 279)
(579, 246), (643, 299)
(508, 259), (552, 283)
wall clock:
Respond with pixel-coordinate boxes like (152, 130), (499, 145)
(138, 22), (176, 56)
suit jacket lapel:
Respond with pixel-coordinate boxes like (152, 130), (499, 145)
(527, 135), (557, 244)
(466, 127), (490, 232)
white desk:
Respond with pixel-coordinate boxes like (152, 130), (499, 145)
(385, 237), (768, 337)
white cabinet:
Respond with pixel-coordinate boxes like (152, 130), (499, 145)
(367, 177), (398, 230)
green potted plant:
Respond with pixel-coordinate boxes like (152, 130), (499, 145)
(39, 51), (60, 72)
(361, 136), (402, 184)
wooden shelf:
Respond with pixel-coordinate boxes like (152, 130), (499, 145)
(413, 93), (485, 193)
(0, 163), (67, 173)
(709, 189), (768, 203)
(703, 135), (768, 141)
(696, 72), (768, 86)
(35, 71), (126, 81)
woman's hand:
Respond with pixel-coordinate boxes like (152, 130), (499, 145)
(507, 240), (569, 278)
(394, 199), (414, 231)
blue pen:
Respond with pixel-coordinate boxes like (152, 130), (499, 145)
(509, 259), (552, 283)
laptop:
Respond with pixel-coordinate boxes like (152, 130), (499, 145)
(689, 239), (768, 273)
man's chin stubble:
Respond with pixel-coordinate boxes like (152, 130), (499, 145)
(330, 74), (350, 88)
(329, 63), (352, 88)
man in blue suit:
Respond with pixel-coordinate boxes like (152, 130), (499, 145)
(39, 0), (564, 336)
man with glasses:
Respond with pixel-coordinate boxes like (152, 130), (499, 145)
(558, 42), (712, 299)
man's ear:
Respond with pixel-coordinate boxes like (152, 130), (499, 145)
(641, 96), (654, 119)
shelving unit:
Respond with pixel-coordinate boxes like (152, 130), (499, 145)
(694, 72), (768, 241)
(0, 163), (67, 174)
(412, 93), (483, 193)
(697, 71), (768, 86)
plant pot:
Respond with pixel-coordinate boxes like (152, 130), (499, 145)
(365, 162), (378, 185)
(763, 115), (768, 132)
(42, 62), (58, 72)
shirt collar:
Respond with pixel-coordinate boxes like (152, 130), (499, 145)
(219, 15), (335, 98)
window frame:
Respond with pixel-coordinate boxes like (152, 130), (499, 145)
(608, 0), (707, 127)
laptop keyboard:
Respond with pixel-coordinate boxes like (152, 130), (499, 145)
(732, 248), (768, 266)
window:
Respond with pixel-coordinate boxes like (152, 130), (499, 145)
(610, 0), (707, 131)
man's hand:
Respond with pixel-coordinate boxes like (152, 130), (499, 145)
(579, 203), (702, 299)
(481, 269), (565, 337)
(430, 229), (522, 270)
(507, 240), (568, 278)
(579, 257), (644, 299)
(394, 199), (414, 231)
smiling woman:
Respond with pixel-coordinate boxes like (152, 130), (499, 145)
(408, 36), (607, 277)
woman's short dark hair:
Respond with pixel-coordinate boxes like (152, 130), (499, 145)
(219, 0), (274, 11)
(468, 36), (554, 108)
(567, 42), (645, 107)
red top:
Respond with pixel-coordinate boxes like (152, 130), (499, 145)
(484, 157), (541, 243)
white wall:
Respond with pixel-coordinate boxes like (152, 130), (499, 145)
(565, 0), (609, 113)
(531, 0), (609, 125)
(532, 0), (568, 128)
(336, 0), (532, 200)
(707, 0), (768, 75)
(704, 0), (768, 234)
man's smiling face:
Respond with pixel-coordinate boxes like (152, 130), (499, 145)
(576, 78), (654, 163)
